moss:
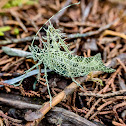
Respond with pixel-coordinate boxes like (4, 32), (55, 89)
(3, 0), (38, 9)
(0, 26), (11, 36)
(13, 28), (19, 35)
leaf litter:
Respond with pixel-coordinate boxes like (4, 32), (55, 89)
(0, 0), (126, 126)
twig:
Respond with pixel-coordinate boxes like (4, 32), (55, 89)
(71, 106), (88, 114)
(73, 1), (92, 54)
(91, 0), (98, 15)
(113, 102), (126, 125)
(101, 30), (126, 40)
(97, 100), (116, 111)
(59, 21), (101, 28)
(0, 82), (19, 89)
(0, 110), (22, 123)
(89, 110), (100, 120)
(99, 36), (120, 44)
(4, 57), (25, 71)
(89, 99), (126, 120)
(86, 85), (98, 108)
(0, 19), (119, 45)
(81, 1), (92, 22)
(84, 98), (102, 119)
(51, 0), (72, 24)
(79, 90), (126, 98)
(10, 10), (28, 32)
(0, 57), (14, 65)
(0, 36), (39, 45)
(19, 85), (40, 97)
(0, 96), (42, 109)
(22, 12), (43, 48)
(112, 121), (126, 126)
(107, 53), (126, 68)
(66, 19), (119, 39)
(116, 58), (126, 72)
(99, 111), (114, 115)
(0, 72), (21, 77)
(46, 107), (97, 126)
(102, 66), (122, 93)
(2, 46), (32, 57)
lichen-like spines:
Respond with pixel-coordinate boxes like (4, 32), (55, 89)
(30, 23), (115, 78)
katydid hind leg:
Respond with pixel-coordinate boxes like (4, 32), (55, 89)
(19, 62), (42, 85)
(44, 66), (52, 107)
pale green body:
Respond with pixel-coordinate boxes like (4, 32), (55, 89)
(31, 47), (115, 78)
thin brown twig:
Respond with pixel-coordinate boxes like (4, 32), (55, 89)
(0, 36), (39, 45)
(0, 57), (14, 65)
(112, 121), (126, 126)
(86, 85), (98, 107)
(79, 90), (126, 98)
(51, 0), (72, 24)
(19, 85), (40, 97)
(116, 58), (126, 72)
(4, 57), (25, 71)
(59, 21), (101, 28)
(71, 106), (87, 114)
(0, 96), (42, 109)
(97, 100), (116, 111)
(0, 82), (19, 89)
(66, 18), (119, 39)
(85, 98), (102, 119)
(0, 72), (21, 77)
(113, 102), (126, 125)
(98, 111), (114, 115)
(10, 10), (28, 32)
(100, 66), (122, 93)
(0, 110), (22, 123)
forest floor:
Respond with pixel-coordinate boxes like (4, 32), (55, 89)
(0, 0), (126, 126)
